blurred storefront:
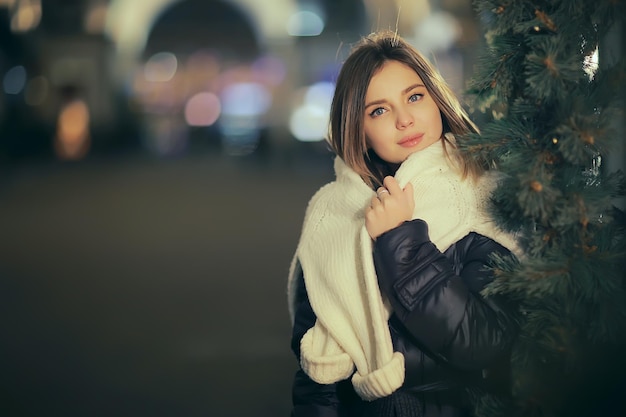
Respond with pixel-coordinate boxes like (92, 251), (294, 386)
(1, 0), (482, 162)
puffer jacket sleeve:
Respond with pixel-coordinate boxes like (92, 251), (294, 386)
(290, 268), (342, 417)
(373, 219), (517, 371)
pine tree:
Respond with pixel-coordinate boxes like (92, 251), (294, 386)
(462, 1), (626, 416)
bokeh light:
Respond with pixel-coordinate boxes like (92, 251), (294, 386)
(412, 11), (460, 53)
(220, 82), (271, 117)
(54, 99), (91, 160)
(3, 65), (27, 95)
(289, 81), (334, 142)
(287, 10), (325, 37)
(144, 52), (178, 83)
(184, 92), (221, 127)
(10, 0), (41, 33)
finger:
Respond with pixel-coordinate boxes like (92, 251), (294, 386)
(370, 196), (381, 208)
(403, 181), (414, 200)
(383, 176), (402, 195)
(376, 187), (390, 199)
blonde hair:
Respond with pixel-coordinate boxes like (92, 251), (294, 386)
(328, 30), (483, 188)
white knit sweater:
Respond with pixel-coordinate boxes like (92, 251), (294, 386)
(287, 140), (520, 401)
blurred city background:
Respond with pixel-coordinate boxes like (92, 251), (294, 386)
(0, 1), (623, 416)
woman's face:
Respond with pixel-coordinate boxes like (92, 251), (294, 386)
(363, 60), (443, 164)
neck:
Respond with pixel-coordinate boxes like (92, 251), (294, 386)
(365, 149), (398, 189)
(367, 140), (448, 189)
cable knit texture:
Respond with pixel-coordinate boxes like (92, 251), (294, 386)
(287, 139), (521, 401)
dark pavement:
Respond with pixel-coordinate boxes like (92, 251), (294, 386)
(0, 147), (334, 417)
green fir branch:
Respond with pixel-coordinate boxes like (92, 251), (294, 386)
(468, 0), (626, 415)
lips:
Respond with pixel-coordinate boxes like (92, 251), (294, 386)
(398, 133), (424, 148)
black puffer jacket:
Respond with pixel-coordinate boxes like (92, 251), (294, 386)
(290, 219), (518, 417)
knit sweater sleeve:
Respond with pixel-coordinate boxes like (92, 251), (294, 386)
(372, 219), (518, 371)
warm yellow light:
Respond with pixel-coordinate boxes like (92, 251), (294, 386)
(10, 0), (41, 33)
(55, 99), (91, 160)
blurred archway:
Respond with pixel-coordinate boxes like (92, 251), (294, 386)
(143, 0), (260, 60)
(106, 0), (295, 64)
(128, 0), (285, 156)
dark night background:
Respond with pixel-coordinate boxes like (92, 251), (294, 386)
(0, 1), (623, 416)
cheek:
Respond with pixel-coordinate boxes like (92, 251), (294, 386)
(365, 128), (385, 150)
(426, 110), (443, 134)
(435, 113), (443, 132)
(436, 108), (444, 124)
(365, 120), (389, 139)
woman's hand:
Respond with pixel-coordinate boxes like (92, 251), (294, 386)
(365, 176), (414, 240)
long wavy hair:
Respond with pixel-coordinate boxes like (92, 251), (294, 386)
(328, 30), (482, 188)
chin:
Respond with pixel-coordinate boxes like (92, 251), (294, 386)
(403, 149), (421, 159)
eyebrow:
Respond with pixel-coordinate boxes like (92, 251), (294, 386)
(365, 83), (425, 109)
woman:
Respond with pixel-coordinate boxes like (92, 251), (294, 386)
(287, 31), (521, 417)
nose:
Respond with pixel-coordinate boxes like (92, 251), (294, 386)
(395, 108), (414, 129)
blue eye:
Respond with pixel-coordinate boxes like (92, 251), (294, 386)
(409, 93), (423, 102)
(370, 107), (385, 117)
